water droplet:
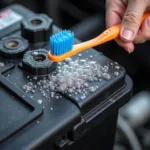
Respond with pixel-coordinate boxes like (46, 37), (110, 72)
(104, 65), (109, 69)
(58, 62), (62, 66)
(102, 73), (111, 80)
(115, 66), (120, 69)
(84, 83), (89, 88)
(51, 92), (54, 98)
(27, 82), (33, 86)
(77, 89), (82, 93)
(25, 90), (29, 93)
(37, 82), (41, 86)
(89, 87), (96, 92)
(78, 53), (82, 57)
(50, 107), (53, 111)
(57, 84), (67, 92)
(114, 71), (119, 76)
(101, 67), (108, 73)
(65, 58), (72, 62)
(31, 89), (35, 94)
(95, 86), (99, 89)
(99, 79), (102, 82)
(32, 52), (38, 56)
(81, 95), (86, 100)
(33, 85), (37, 89)
(96, 70), (102, 78)
(42, 93), (46, 97)
(74, 82), (80, 89)
(79, 59), (86, 65)
(36, 120), (40, 124)
(33, 76), (38, 80)
(75, 92), (78, 95)
(0, 62), (5, 67)
(22, 85), (27, 91)
(37, 99), (43, 104)
(68, 88), (74, 93)
(49, 85), (55, 91)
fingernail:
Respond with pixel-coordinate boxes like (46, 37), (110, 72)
(124, 48), (132, 53)
(140, 40), (146, 44)
(146, 17), (150, 28)
(121, 29), (134, 40)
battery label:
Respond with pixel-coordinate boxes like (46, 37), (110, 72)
(0, 9), (22, 30)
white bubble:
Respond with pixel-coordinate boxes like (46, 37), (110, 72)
(68, 88), (74, 93)
(31, 90), (35, 94)
(37, 99), (43, 104)
(65, 57), (72, 62)
(32, 52), (38, 56)
(84, 83), (89, 88)
(36, 120), (40, 124)
(22, 57), (112, 99)
(89, 87), (96, 92)
(78, 53), (82, 57)
(115, 66), (120, 69)
(0, 62), (5, 67)
(102, 73), (111, 80)
(33, 76), (38, 80)
(81, 95), (86, 100)
(114, 71), (119, 76)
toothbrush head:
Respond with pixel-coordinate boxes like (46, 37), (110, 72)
(50, 30), (74, 56)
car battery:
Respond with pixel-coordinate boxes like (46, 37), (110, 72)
(0, 4), (133, 150)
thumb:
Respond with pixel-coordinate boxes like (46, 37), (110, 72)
(120, 0), (148, 42)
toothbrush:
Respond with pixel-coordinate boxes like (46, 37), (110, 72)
(48, 13), (150, 62)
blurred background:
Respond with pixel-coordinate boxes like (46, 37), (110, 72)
(0, 0), (150, 150)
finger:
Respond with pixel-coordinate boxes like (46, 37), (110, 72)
(120, 0), (148, 42)
(134, 17), (150, 43)
(115, 38), (134, 53)
(106, 0), (126, 28)
(106, 0), (134, 53)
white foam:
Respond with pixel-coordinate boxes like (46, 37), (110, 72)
(21, 58), (116, 100)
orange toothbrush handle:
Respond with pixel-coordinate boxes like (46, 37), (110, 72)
(74, 12), (150, 50)
(48, 12), (150, 62)
(73, 24), (120, 50)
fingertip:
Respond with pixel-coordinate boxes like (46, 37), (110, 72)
(124, 47), (134, 53)
(124, 43), (134, 53)
(115, 38), (134, 53)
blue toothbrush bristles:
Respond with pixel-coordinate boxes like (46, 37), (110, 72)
(50, 30), (74, 56)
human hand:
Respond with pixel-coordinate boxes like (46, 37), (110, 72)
(106, 0), (150, 53)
